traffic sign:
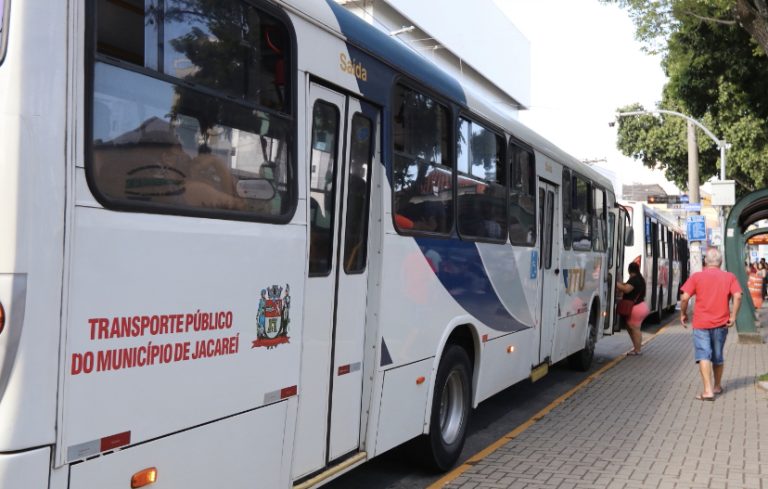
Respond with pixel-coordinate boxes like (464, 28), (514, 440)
(687, 215), (706, 241)
(651, 194), (689, 205)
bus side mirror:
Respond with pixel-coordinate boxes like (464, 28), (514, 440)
(625, 227), (634, 247)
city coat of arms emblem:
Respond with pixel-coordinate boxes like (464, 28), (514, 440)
(253, 284), (291, 349)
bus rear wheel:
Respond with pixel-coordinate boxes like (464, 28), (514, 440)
(422, 344), (472, 471)
(569, 308), (598, 371)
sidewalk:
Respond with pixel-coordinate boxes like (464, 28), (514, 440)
(442, 320), (768, 489)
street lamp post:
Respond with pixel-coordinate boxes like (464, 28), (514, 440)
(614, 109), (730, 274)
(616, 109), (728, 181)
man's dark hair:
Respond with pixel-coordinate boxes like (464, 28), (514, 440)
(628, 262), (640, 274)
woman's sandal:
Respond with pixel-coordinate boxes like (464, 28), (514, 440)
(695, 394), (715, 401)
(626, 350), (642, 356)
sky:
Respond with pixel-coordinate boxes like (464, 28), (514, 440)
(492, 0), (681, 195)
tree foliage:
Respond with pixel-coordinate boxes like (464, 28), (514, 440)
(604, 0), (768, 194)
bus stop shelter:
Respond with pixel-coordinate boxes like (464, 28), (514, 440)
(724, 188), (768, 342)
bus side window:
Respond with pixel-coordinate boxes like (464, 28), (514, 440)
(562, 168), (571, 249)
(592, 187), (606, 251)
(456, 118), (506, 242)
(509, 142), (536, 246)
(392, 84), (452, 235)
(343, 113), (374, 274)
(308, 101), (340, 276)
(645, 217), (652, 256)
(571, 175), (592, 251)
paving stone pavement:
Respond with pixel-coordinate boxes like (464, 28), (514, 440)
(445, 323), (768, 489)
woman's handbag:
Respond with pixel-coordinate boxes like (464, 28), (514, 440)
(617, 297), (637, 317)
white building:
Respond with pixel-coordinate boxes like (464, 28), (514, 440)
(336, 0), (530, 120)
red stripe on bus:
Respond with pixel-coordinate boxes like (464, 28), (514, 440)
(101, 431), (131, 452)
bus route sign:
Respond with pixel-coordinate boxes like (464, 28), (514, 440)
(686, 215), (707, 241)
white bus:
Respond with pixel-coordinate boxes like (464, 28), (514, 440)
(621, 203), (687, 320)
(0, 1), (629, 487)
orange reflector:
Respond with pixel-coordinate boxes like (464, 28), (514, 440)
(507, 345), (515, 353)
(131, 467), (157, 488)
(482, 334), (488, 343)
(0, 301), (5, 335)
(416, 376), (426, 385)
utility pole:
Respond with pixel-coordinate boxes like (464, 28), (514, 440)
(612, 109), (731, 275)
(688, 121), (702, 274)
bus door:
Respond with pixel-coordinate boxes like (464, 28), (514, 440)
(649, 219), (659, 312)
(666, 229), (674, 308)
(606, 206), (628, 333)
(293, 83), (376, 478)
(537, 180), (560, 363)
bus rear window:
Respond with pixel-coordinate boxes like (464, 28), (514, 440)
(90, 0), (295, 221)
(95, 0), (289, 112)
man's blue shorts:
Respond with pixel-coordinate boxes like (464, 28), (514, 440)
(693, 326), (728, 365)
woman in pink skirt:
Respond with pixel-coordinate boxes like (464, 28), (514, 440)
(616, 261), (650, 355)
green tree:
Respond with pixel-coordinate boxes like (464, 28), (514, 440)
(604, 1), (768, 57)
(605, 0), (768, 194)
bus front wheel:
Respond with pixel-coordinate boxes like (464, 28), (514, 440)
(422, 344), (472, 471)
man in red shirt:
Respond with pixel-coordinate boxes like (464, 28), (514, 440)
(680, 247), (742, 401)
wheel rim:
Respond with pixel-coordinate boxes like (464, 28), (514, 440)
(586, 319), (597, 355)
(439, 369), (465, 445)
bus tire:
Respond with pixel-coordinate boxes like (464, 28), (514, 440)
(422, 344), (472, 472)
(569, 308), (598, 371)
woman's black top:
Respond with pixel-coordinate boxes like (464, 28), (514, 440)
(623, 274), (646, 303)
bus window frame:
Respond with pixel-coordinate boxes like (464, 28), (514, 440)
(343, 111), (375, 275)
(455, 113), (507, 244)
(390, 78), (455, 238)
(83, 0), (299, 224)
(308, 100), (341, 277)
(571, 173), (593, 252)
(508, 137), (536, 248)
(592, 186), (606, 252)
(645, 216), (653, 257)
(562, 167), (572, 250)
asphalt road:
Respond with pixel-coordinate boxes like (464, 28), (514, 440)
(325, 315), (672, 489)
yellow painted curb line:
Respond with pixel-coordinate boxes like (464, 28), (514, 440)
(427, 326), (669, 489)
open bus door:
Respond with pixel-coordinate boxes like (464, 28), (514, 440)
(606, 206), (631, 333)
